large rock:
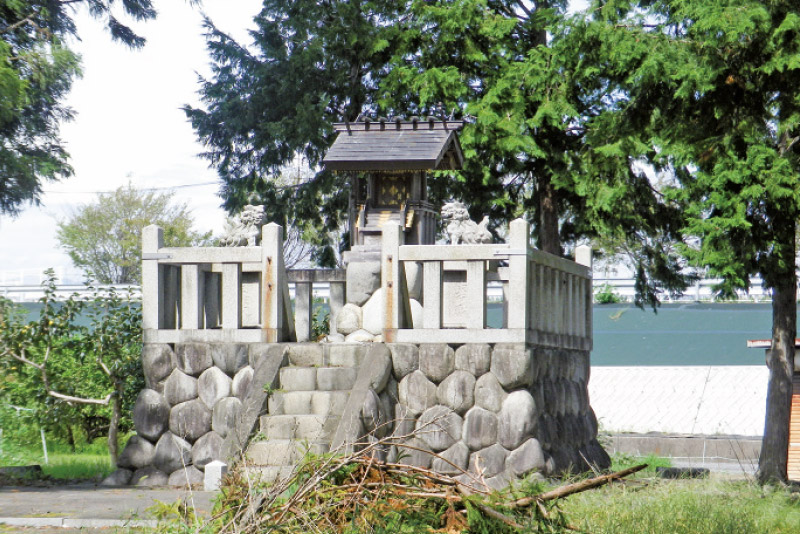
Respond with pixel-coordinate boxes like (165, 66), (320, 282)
(462, 407), (499, 451)
(232, 366), (254, 401)
(101, 468), (132, 486)
(153, 433), (192, 475)
(345, 329), (375, 343)
(498, 390), (537, 450)
(212, 396), (243, 438)
(133, 389), (170, 442)
(490, 344), (534, 389)
(398, 370), (438, 416)
(409, 298), (423, 329)
(361, 389), (382, 434)
(117, 435), (156, 470)
(416, 405), (463, 452)
(198, 367), (232, 409)
(474, 373), (507, 413)
(361, 288), (385, 335)
(168, 465), (204, 487)
(419, 344), (455, 383)
(192, 431), (224, 470)
(346, 261), (381, 306)
(164, 369), (198, 406)
(437, 370), (476, 415)
(365, 343), (392, 392)
(210, 344), (248, 375)
(455, 344), (491, 377)
(506, 438), (545, 477)
(175, 343), (213, 377)
(468, 444), (507, 478)
(335, 304), (362, 336)
(142, 344), (176, 390)
(431, 441), (469, 475)
(397, 438), (433, 469)
(404, 262), (423, 301)
(132, 466), (169, 487)
(389, 344), (419, 380)
(169, 399), (212, 442)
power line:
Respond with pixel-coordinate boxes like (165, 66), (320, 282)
(42, 181), (219, 195)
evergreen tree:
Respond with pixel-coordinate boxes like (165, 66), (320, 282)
(187, 0), (689, 302)
(586, 0), (800, 482)
(0, 1), (191, 216)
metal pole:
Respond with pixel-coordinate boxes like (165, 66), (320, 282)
(40, 428), (48, 465)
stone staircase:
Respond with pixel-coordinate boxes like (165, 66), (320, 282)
(245, 344), (365, 482)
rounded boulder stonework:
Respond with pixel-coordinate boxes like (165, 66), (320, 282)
(232, 366), (254, 401)
(164, 369), (198, 406)
(117, 435), (156, 470)
(419, 344), (455, 383)
(152, 433), (192, 475)
(169, 399), (212, 442)
(398, 370), (438, 416)
(175, 343), (213, 377)
(210, 343), (248, 375)
(389, 344), (419, 380)
(198, 367), (232, 409)
(462, 406), (499, 451)
(437, 370), (476, 415)
(212, 396), (243, 438)
(498, 390), (537, 450)
(490, 344), (534, 389)
(133, 389), (170, 442)
(416, 405), (463, 452)
(191, 431), (224, 470)
(141, 344), (176, 390)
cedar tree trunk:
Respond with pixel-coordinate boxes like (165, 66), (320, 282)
(758, 249), (797, 483)
(538, 171), (560, 255)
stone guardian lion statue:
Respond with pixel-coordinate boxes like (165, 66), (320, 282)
(220, 205), (266, 247)
(441, 201), (492, 244)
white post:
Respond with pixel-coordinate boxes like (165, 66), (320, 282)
(576, 245), (593, 345)
(221, 264), (241, 330)
(295, 282), (313, 342)
(262, 223), (294, 342)
(329, 282), (345, 335)
(181, 265), (204, 330)
(466, 260), (486, 329)
(142, 225), (164, 330)
(381, 222), (406, 336)
(507, 219), (530, 330)
(423, 261), (442, 329)
(40, 428), (48, 465)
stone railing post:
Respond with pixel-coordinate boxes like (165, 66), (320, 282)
(294, 281), (313, 342)
(329, 281), (345, 335)
(576, 245), (593, 344)
(262, 223), (284, 340)
(142, 225), (164, 330)
(381, 222), (409, 338)
(507, 219), (530, 330)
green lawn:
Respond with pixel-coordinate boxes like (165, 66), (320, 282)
(1, 441), (114, 481)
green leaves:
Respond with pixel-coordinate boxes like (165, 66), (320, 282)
(56, 183), (213, 284)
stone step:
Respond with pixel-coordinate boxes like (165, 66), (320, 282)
(260, 414), (340, 441)
(281, 343), (368, 368)
(247, 439), (330, 466)
(268, 390), (351, 416)
(279, 366), (357, 392)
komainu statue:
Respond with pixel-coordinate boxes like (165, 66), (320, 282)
(219, 205), (266, 247)
(441, 201), (492, 244)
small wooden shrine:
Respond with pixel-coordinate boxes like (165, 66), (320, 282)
(323, 118), (464, 248)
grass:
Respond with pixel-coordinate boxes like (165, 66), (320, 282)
(610, 452), (672, 474)
(561, 478), (800, 534)
(0, 438), (117, 480)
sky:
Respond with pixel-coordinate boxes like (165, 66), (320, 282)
(0, 1), (263, 285)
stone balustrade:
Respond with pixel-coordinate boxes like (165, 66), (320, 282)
(381, 219), (592, 349)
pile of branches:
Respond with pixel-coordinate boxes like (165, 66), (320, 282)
(212, 441), (646, 534)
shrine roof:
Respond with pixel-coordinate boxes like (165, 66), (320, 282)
(323, 119), (464, 171)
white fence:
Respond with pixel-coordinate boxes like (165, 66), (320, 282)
(589, 366), (768, 436)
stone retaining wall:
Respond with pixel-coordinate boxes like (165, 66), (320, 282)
(110, 340), (608, 487)
(383, 343), (608, 489)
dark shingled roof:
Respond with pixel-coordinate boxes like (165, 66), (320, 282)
(323, 119), (464, 171)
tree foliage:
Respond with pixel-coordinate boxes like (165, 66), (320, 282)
(0, 0), (192, 216)
(0, 270), (143, 463)
(57, 183), (213, 284)
(186, 0), (689, 301)
(580, 0), (800, 483)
